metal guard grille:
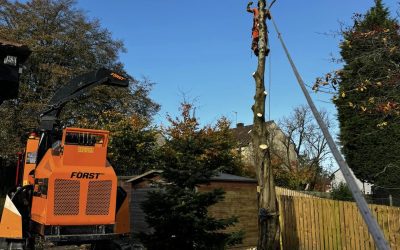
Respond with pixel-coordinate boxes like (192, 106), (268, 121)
(54, 179), (80, 215)
(86, 180), (112, 215)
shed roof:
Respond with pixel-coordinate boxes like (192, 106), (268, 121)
(211, 173), (256, 183)
(125, 170), (163, 184)
(124, 170), (256, 184)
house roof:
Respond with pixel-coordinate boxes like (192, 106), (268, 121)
(230, 121), (275, 147)
(125, 170), (256, 184)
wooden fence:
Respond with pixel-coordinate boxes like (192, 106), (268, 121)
(276, 186), (321, 199)
(210, 186), (400, 249)
(278, 194), (400, 250)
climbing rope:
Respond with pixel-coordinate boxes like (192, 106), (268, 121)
(268, 50), (271, 121)
(267, 8), (390, 250)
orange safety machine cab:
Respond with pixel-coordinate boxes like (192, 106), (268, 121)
(0, 68), (131, 249)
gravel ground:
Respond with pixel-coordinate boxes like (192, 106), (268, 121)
(42, 243), (91, 249)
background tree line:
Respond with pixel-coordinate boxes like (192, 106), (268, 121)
(0, 0), (159, 176)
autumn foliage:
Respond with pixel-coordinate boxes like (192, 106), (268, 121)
(139, 103), (243, 250)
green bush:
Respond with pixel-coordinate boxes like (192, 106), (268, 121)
(331, 183), (354, 201)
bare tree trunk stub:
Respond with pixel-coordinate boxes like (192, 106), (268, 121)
(251, 1), (280, 249)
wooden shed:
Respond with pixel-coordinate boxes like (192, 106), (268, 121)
(122, 171), (258, 249)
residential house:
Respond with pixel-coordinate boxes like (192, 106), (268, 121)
(331, 168), (372, 194)
(230, 121), (298, 174)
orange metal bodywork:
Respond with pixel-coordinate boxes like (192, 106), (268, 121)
(30, 127), (118, 228)
(115, 193), (130, 234)
(23, 136), (39, 186)
(0, 196), (23, 239)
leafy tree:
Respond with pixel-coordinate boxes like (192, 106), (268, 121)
(107, 117), (160, 175)
(314, 1), (400, 195)
(0, 0), (159, 166)
(139, 103), (243, 250)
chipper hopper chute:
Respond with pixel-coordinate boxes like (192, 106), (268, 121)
(0, 195), (23, 239)
(0, 193), (27, 249)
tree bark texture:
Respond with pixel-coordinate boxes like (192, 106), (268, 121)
(251, 1), (280, 249)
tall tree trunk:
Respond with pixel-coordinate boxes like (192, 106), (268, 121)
(251, 1), (280, 249)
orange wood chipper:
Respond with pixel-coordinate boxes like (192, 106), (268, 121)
(0, 67), (131, 249)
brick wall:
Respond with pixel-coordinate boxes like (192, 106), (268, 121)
(122, 175), (259, 249)
(199, 182), (258, 249)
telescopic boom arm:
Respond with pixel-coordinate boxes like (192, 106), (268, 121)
(40, 68), (129, 130)
(36, 68), (129, 165)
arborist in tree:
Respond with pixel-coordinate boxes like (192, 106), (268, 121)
(247, 1), (271, 57)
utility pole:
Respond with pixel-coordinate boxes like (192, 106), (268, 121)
(249, 1), (280, 249)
